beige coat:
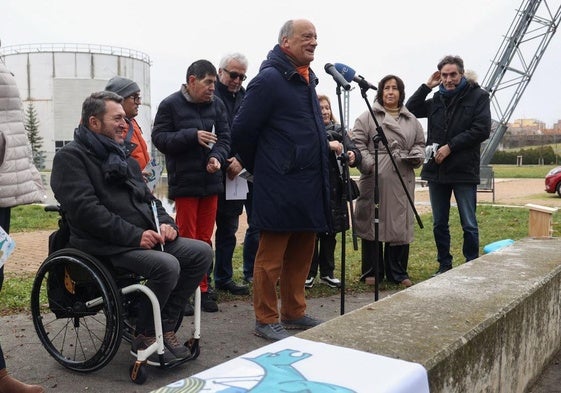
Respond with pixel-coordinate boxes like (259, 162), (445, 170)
(351, 101), (424, 243)
(0, 62), (46, 208)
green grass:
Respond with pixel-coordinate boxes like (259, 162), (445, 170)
(0, 275), (35, 315)
(1, 169), (559, 313)
(355, 164), (557, 179)
(491, 164), (557, 178)
(217, 204), (559, 301)
(8, 204), (59, 233)
(461, 164), (555, 178)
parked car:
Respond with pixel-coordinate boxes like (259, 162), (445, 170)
(545, 166), (561, 196)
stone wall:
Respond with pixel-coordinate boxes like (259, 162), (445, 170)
(298, 237), (561, 392)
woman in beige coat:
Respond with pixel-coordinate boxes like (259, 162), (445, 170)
(351, 75), (425, 287)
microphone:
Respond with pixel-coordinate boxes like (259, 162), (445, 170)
(334, 63), (377, 90)
(324, 63), (351, 90)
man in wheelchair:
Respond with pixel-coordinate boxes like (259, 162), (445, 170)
(50, 91), (212, 365)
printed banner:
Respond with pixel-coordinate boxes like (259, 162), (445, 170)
(0, 225), (15, 269)
(151, 336), (429, 393)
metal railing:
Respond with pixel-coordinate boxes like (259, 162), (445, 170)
(0, 43), (151, 64)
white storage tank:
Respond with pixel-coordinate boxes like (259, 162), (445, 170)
(0, 43), (152, 170)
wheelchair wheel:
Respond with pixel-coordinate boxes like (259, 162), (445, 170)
(31, 249), (123, 372)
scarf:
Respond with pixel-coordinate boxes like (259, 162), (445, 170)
(280, 47), (310, 83)
(384, 106), (400, 120)
(438, 76), (468, 97)
(74, 125), (128, 183)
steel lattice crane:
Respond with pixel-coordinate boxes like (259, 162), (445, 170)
(480, 0), (561, 166)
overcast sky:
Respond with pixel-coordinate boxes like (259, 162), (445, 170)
(1, 0), (560, 128)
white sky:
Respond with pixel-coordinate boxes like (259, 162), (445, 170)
(1, 0), (560, 128)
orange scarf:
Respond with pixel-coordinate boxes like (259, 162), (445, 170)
(296, 65), (310, 84)
(281, 47), (310, 84)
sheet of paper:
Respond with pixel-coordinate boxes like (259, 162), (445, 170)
(143, 158), (163, 193)
(225, 175), (249, 200)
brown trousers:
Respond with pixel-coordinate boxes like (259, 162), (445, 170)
(253, 231), (316, 324)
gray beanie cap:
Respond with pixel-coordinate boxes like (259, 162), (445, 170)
(105, 76), (140, 98)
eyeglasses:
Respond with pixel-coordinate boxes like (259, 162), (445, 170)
(127, 94), (142, 103)
(222, 68), (247, 81)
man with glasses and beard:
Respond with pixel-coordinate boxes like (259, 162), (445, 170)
(51, 91), (211, 365)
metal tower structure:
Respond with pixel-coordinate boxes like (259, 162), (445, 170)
(480, 0), (561, 165)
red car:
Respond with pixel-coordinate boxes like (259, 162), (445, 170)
(545, 166), (561, 196)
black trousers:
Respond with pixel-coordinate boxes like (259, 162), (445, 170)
(361, 239), (410, 283)
(108, 237), (212, 335)
(308, 233), (336, 279)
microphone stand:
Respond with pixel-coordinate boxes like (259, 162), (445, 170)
(357, 86), (423, 301)
(333, 84), (358, 315)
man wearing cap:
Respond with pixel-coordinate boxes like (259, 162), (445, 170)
(105, 76), (150, 169)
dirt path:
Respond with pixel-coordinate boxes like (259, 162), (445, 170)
(6, 178), (560, 276)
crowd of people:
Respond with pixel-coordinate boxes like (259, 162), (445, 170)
(0, 16), (491, 386)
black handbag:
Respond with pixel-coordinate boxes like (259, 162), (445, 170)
(348, 179), (360, 201)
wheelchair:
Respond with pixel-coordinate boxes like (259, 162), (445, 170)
(30, 205), (201, 384)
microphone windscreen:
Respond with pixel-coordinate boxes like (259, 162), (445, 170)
(334, 63), (356, 83)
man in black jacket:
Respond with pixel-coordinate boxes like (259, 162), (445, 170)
(152, 60), (230, 313)
(51, 91), (212, 365)
(406, 55), (491, 276)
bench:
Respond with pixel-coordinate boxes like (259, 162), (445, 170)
(478, 164), (495, 202)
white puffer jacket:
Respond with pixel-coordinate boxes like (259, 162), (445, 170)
(0, 61), (46, 208)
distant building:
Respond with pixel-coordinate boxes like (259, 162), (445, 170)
(0, 43), (152, 169)
(508, 118), (546, 135)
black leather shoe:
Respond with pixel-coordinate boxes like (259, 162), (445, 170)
(207, 285), (218, 301)
(201, 292), (219, 312)
(432, 266), (452, 277)
(184, 302), (194, 316)
(216, 280), (250, 296)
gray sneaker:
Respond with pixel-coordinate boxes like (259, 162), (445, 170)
(254, 322), (290, 341)
(130, 334), (178, 366)
(281, 315), (323, 330)
(163, 330), (191, 359)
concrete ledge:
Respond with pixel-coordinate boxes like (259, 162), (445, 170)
(298, 237), (561, 392)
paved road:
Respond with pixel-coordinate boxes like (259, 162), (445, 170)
(2, 286), (560, 392)
(0, 292), (381, 392)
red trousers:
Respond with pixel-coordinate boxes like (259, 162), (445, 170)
(253, 231), (316, 324)
(175, 195), (218, 292)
